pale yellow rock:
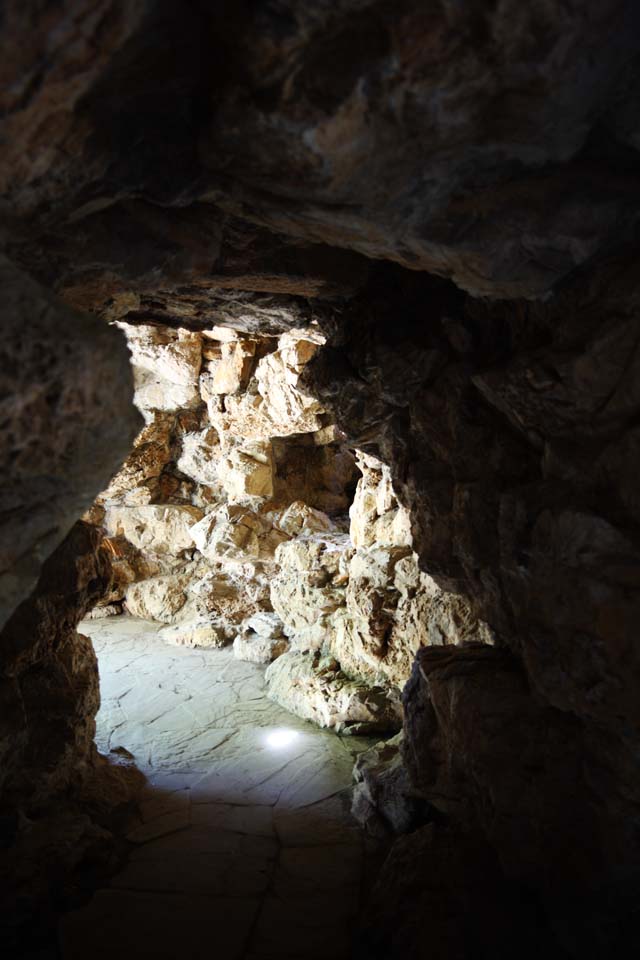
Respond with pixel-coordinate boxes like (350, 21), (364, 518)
(202, 340), (256, 395)
(190, 505), (288, 565)
(125, 574), (189, 623)
(330, 548), (493, 689)
(159, 618), (231, 649)
(120, 324), (202, 386)
(217, 441), (274, 501)
(267, 501), (335, 537)
(177, 428), (222, 490)
(255, 336), (324, 436)
(349, 453), (412, 549)
(265, 651), (402, 734)
(118, 324), (202, 416)
(103, 505), (203, 556)
(233, 630), (289, 664)
(243, 612), (285, 639)
(270, 535), (352, 651)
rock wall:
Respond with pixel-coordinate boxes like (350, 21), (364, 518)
(87, 321), (479, 735)
(0, 523), (143, 950)
(2, 2), (640, 956)
(307, 259), (640, 955)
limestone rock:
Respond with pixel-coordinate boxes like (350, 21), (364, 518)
(233, 611), (288, 663)
(349, 454), (412, 550)
(104, 504), (203, 557)
(100, 414), (174, 505)
(217, 440), (274, 501)
(244, 612), (285, 639)
(267, 500), (335, 538)
(120, 324), (202, 416)
(200, 338), (256, 395)
(270, 535), (352, 652)
(176, 427), (222, 491)
(125, 575), (189, 624)
(233, 631), (289, 665)
(209, 335), (325, 441)
(265, 651), (402, 735)
(159, 618), (231, 649)
(191, 506), (289, 566)
(255, 335), (324, 435)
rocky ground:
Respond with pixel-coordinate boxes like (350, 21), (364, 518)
(60, 617), (378, 960)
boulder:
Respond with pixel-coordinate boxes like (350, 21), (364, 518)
(104, 504), (203, 556)
(265, 650), (402, 735)
(125, 574), (189, 623)
(159, 617), (231, 649)
(233, 631), (289, 664)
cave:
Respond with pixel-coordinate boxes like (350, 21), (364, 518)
(2, 3), (640, 959)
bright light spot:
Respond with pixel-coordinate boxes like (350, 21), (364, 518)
(265, 729), (300, 749)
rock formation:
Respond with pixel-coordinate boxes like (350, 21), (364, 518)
(2, 2), (640, 957)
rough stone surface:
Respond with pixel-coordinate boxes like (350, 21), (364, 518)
(265, 651), (402, 735)
(0, 257), (140, 630)
(352, 733), (428, 839)
(3, 4), (640, 956)
(0, 524), (144, 949)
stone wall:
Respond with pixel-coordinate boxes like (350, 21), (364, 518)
(86, 321), (483, 736)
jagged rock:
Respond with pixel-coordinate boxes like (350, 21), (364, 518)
(270, 535), (352, 652)
(124, 574), (189, 623)
(255, 335), (324, 434)
(190, 505), (289, 565)
(209, 335), (325, 441)
(217, 440), (275, 501)
(119, 325), (202, 417)
(103, 504), (204, 557)
(267, 500), (335, 537)
(100, 414), (174, 504)
(332, 548), (493, 689)
(159, 618), (231, 649)
(265, 650), (402, 735)
(233, 631), (289, 664)
(243, 612), (285, 639)
(349, 454), (412, 550)
(352, 733), (428, 839)
(200, 338), (256, 395)
(176, 427), (222, 490)
(233, 611), (288, 663)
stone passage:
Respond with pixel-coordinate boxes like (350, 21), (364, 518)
(60, 617), (377, 960)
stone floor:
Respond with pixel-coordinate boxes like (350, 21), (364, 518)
(60, 617), (379, 960)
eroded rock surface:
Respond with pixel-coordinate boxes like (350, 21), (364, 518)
(2, 3), (640, 957)
(0, 257), (140, 629)
(0, 524), (143, 949)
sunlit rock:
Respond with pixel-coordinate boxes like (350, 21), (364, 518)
(104, 504), (203, 556)
(265, 651), (402, 734)
(159, 617), (231, 649)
